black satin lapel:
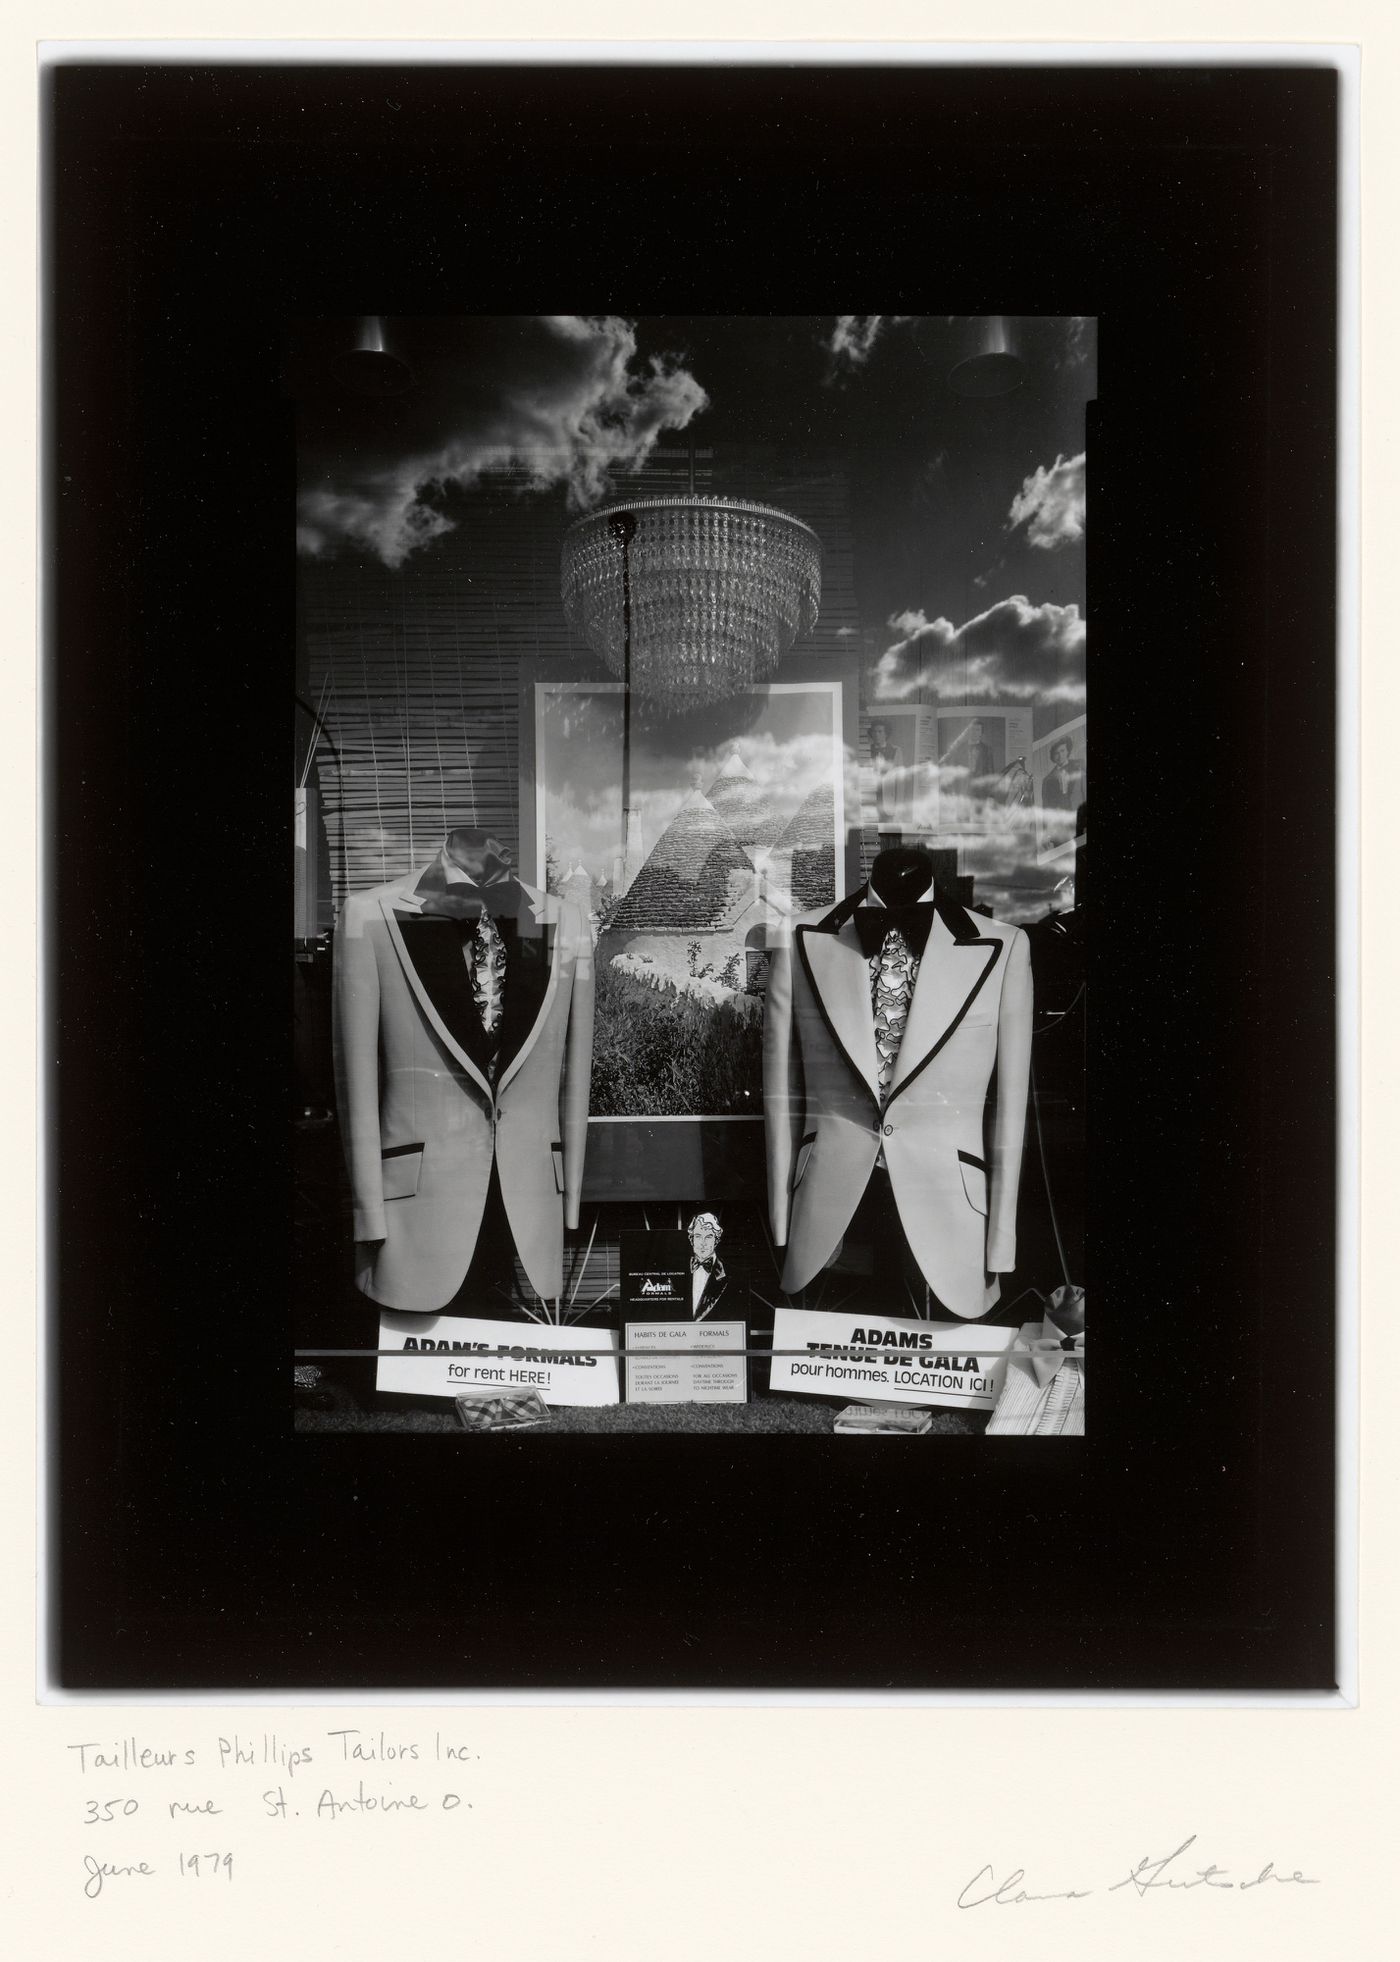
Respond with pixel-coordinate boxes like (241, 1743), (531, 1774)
(796, 922), (881, 1105)
(497, 920), (553, 1074)
(933, 883), (983, 943)
(815, 887), (866, 934)
(397, 914), (490, 1070)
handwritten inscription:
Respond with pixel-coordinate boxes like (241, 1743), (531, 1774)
(66, 1730), (480, 1898)
(62, 1738), (1321, 1914)
(83, 1856), (155, 1899)
(958, 1836), (1320, 1907)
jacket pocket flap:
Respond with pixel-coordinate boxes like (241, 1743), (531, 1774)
(381, 1143), (424, 1201)
(958, 1150), (988, 1216)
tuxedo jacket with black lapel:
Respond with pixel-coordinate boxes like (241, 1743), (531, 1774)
(763, 885), (1033, 1319)
(332, 865), (594, 1312)
(690, 1265), (739, 1322)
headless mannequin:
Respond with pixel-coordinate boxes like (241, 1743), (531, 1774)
(868, 842), (936, 907)
(827, 844), (942, 1307)
(443, 826), (516, 890)
(376, 828), (532, 1301)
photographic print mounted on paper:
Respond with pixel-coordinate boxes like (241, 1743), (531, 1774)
(296, 312), (1087, 1417)
(48, 57), (1343, 1693)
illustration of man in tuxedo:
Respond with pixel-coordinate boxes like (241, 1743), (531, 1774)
(687, 1211), (733, 1320)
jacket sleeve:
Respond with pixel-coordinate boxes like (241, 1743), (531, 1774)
(560, 903), (594, 1232)
(331, 893), (387, 1244)
(762, 923), (803, 1249)
(986, 926), (1034, 1273)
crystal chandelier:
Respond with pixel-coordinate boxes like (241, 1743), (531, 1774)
(560, 496), (822, 713)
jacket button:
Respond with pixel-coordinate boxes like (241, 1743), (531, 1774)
(883, 1124), (893, 1137)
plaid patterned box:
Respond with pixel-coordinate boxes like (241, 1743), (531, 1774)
(453, 1388), (552, 1432)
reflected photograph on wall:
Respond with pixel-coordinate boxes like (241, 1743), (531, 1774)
(931, 705), (1036, 836)
(865, 704), (929, 831)
(531, 676), (848, 1118)
(1034, 714), (1088, 863)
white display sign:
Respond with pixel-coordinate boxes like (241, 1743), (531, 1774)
(376, 1312), (620, 1407)
(624, 1319), (747, 1405)
(768, 1306), (1020, 1411)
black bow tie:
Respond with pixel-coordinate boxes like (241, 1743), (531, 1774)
(852, 903), (936, 962)
(691, 1254), (724, 1279)
(420, 881), (526, 925)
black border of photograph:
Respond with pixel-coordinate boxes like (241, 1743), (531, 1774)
(45, 59), (1338, 1691)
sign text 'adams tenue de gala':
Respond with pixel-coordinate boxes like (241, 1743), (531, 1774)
(768, 1306), (1021, 1410)
(376, 1312), (620, 1406)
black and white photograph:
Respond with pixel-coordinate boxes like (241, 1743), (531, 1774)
(291, 312), (1095, 1437)
(44, 56), (1346, 1718)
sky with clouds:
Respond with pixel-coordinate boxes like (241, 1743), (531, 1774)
(297, 314), (1093, 914)
(295, 316), (708, 568)
(295, 315), (1091, 639)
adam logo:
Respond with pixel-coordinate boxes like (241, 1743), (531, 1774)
(640, 1278), (673, 1296)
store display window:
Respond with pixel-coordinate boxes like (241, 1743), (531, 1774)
(292, 315), (1093, 1436)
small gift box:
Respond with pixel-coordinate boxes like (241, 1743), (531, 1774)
(453, 1388), (552, 1433)
(985, 1292), (1085, 1437)
(833, 1403), (933, 1435)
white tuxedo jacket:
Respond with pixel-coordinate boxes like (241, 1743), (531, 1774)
(763, 886), (1033, 1319)
(332, 868), (594, 1312)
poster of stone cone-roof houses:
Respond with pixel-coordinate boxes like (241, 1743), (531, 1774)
(532, 679), (848, 1117)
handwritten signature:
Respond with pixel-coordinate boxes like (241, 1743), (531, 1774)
(958, 1836), (1320, 1907)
